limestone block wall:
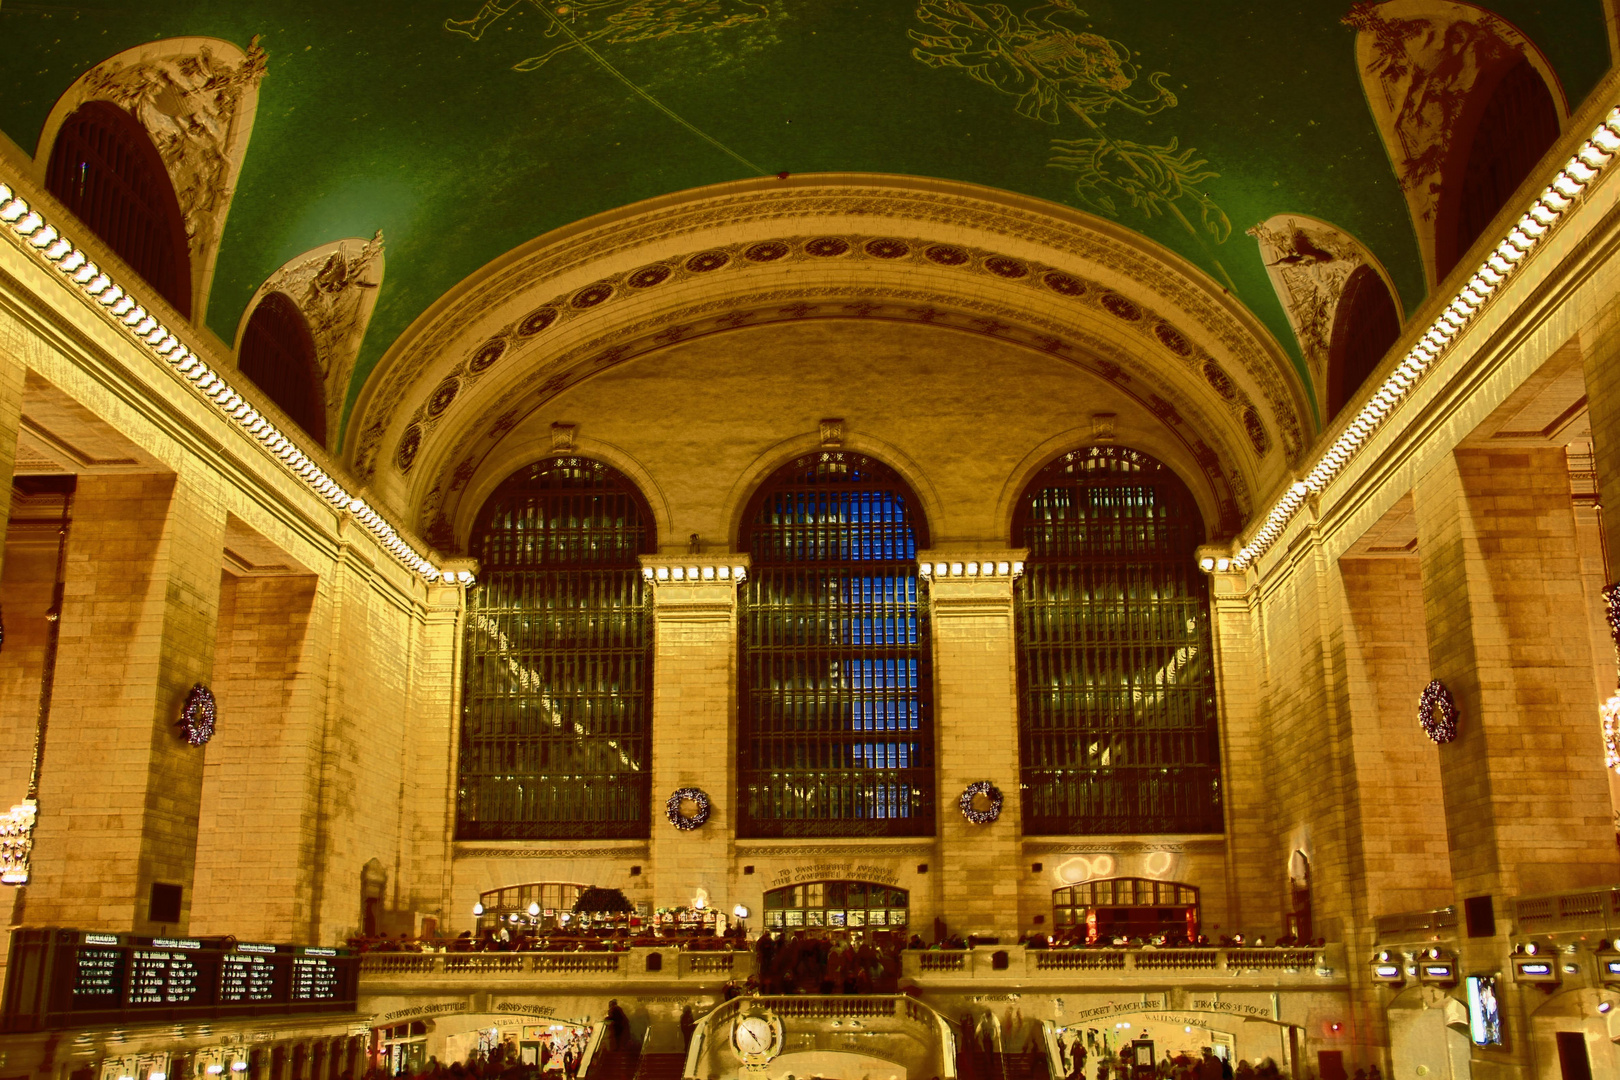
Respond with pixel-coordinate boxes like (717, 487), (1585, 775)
(1335, 556), (1451, 918)
(191, 570), (322, 942)
(1414, 448), (1617, 902)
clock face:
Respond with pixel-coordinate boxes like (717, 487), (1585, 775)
(732, 1012), (781, 1060)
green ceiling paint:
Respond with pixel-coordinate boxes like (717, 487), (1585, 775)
(0, 1), (1608, 444)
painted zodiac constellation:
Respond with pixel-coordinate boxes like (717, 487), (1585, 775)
(445, 0), (769, 71)
(911, 0), (1231, 261)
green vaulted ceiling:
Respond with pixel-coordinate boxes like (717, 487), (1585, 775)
(0, 1), (1611, 440)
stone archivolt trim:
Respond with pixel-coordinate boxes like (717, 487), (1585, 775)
(391, 234), (1274, 482)
(413, 284), (1256, 555)
(352, 182), (1308, 481)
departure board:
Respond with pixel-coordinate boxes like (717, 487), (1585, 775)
(218, 948), (279, 1004)
(2, 929), (358, 1032)
(128, 945), (205, 1006)
(291, 952), (341, 1001)
(70, 936), (124, 1006)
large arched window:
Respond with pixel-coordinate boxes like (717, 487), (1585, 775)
(458, 457), (654, 839)
(738, 451), (933, 837)
(1326, 265), (1402, 420)
(46, 100), (191, 318)
(1435, 57), (1560, 281)
(1014, 445), (1221, 835)
(238, 292), (326, 446)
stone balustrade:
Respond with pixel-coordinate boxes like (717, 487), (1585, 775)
(356, 945), (1349, 992)
(358, 948), (751, 988)
(903, 945), (1348, 987)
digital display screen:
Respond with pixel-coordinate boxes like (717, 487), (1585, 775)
(1425, 965), (1452, 977)
(1373, 965), (1401, 978)
(1467, 975), (1503, 1046)
(219, 953), (279, 1003)
(128, 949), (204, 1006)
(71, 948), (124, 1005)
(1518, 963), (1551, 976)
(1605, 960), (1620, 976)
(290, 955), (341, 1001)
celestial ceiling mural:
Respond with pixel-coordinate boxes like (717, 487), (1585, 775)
(0, 0), (1608, 440)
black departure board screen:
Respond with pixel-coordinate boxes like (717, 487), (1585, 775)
(290, 951), (341, 1001)
(129, 941), (207, 1006)
(2, 929), (358, 1032)
(219, 945), (280, 1004)
(70, 935), (123, 1005)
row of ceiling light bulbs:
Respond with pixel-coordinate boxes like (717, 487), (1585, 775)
(0, 176), (450, 584)
(1230, 107), (1620, 572)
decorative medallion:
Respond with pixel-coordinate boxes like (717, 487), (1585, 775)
(865, 238), (910, 259)
(628, 265), (674, 289)
(666, 787), (711, 831)
(571, 283), (614, 309)
(685, 250), (730, 273)
(517, 306), (560, 337)
(1418, 680), (1458, 744)
(396, 425), (423, 471)
(958, 781), (1003, 825)
(925, 244), (969, 265)
(984, 255), (1029, 279)
(1100, 292), (1142, 321)
(1203, 361), (1236, 399)
(468, 338), (507, 372)
(1153, 322), (1192, 357)
(179, 683), (217, 747)
(744, 241), (790, 262)
(1043, 270), (1086, 296)
(426, 377), (460, 418)
(1243, 407), (1270, 456)
(804, 237), (851, 257)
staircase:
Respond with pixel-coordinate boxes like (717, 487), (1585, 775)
(997, 1051), (1050, 1080)
(631, 1053), (687, 1080)
(588, 1049), (642, 1080)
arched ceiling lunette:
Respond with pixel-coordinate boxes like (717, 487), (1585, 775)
(346, 176), (1310, 544)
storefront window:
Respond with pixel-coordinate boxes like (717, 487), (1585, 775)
(1052, 877), (1199, 942)
(762, 880), (910, 930)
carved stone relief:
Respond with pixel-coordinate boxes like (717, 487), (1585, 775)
(240, 234), (386, 442)
(46, 36), (268, 314)
(1248, 214), (1400, 411)
(1343, 0), (1559, 283)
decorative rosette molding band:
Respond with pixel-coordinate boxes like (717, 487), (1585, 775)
(0, 175), (444, 584)
(1223, 107), (1620, 572)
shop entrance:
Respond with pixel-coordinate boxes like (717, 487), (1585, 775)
(763, 880), (910, 935)
(1052, 879), (1199, 944)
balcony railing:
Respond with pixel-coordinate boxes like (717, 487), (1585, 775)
(902, 945), (1345, 985)
(356, 944), (1347, 990)
(358, 949), (747, 983)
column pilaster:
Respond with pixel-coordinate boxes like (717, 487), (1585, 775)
(1414, 447), (1619, 1080)
(643, 554), (747, 912)
(922, 550), (1023, 941)
(27, 466), (228, 933)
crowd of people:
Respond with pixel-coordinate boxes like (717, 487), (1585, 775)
(350, 926), (1326, 957)
(747, 929), (910, 994)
